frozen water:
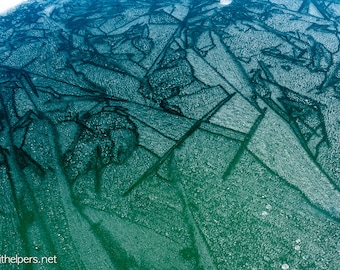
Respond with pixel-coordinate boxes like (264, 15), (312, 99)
(220, 0), (232, 6)
(0, 0), (339, 269)
(281, 263), (289, 270)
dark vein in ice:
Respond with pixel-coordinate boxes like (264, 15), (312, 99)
(145, 19), (188, 77)
(176, 181), (218, 270)
(256, 64), (338, 190)
(223, 108), (267, 181)
(310, 0), (330, 20)
(79, 210), (138, 270)
(248, 151), (340, 222)
(123, 112), (177, 142)
(191, 42), (261, 112)
(123, 92), (236, 196)
(199, 125), (245, 142)
(0, 96), (60, 268)
(138, 144), (161, 159)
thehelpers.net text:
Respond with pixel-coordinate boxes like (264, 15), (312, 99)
(0, 254), (57, 265)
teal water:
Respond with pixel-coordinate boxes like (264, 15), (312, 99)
(0, 0), (339, 269)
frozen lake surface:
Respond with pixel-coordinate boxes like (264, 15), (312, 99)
(0, 0), (339, 269)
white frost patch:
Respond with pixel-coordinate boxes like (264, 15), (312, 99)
(294, 239), (301, 250)
(265, 204), (272, 210)
(281, 263), (289, 270)
(0, 0), (28, 15)
(220, 0), (233, 5)
(294, 245), (301, 251)
(43, 5), (55, 16)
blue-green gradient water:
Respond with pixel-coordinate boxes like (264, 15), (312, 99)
(0, 0), (339, 269)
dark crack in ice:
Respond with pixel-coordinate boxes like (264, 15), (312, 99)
(0, 0), (340, 269)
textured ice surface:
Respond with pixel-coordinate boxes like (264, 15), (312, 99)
(0, 0), (339, 269)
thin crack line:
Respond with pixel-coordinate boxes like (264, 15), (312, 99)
(123, 92), (236, 196)
(222, 107), (267, 181)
